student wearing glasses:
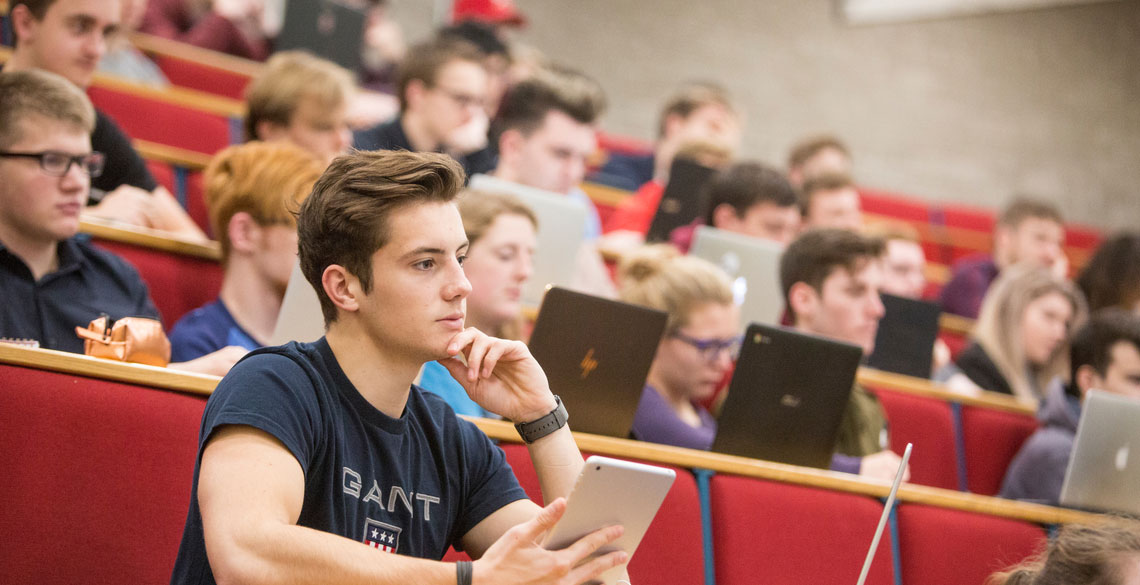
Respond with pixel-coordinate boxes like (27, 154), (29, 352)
(353, 38), (495, 177)
(0, 70), (239, 375)
(618, 244), (740, 450)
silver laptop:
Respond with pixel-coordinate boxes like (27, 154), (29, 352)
(270, 259), (326, 346)
(1060, 390), (1140, 516)
(689, 225), (784, 328)
(468, 174), (587, 308)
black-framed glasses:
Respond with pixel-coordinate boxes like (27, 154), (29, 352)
(671, 331), (743, 363)
(432, 86), (485, 110)
(0, 151), (105, 178)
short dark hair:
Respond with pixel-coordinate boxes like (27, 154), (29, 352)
(657, 82), (735, 139)
(489, 67), (606, 147)
(296, 150), (466, 324)
(799, 171), (856, 216)
(1067, 308), (1140, 398)
(704, 161), (796, 226)
(998, 197), (1063, 229)
(437, 21), (509, 59)
(780, 228), (884, 321)
(11, 0), (54, 19)
(1076, 232), (1140, 313)
(9, 0), (56, 43)
(788, 134), (849, 171)
(396, 39), (485, 112)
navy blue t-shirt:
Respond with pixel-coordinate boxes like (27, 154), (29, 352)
(168, 298), (261, 362)
(170, 338), (527, 585)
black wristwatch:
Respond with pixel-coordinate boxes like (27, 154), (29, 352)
(514, 395), (568, 444)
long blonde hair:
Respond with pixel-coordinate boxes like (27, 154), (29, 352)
(456, 190), (538, 340)
(617, 244), (734, 333)
(972, 263), (1088, 402)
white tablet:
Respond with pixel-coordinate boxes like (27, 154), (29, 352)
(542, 456), (676, 582)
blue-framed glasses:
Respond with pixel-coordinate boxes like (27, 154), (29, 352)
(671, 331), (743, 363)
(0, 150), (105, 178)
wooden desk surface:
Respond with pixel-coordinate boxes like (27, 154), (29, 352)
(1, 345), (1089, 526)
(80, 217), (221, 261)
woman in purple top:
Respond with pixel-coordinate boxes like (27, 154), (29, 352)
(618, 245), (739, 450)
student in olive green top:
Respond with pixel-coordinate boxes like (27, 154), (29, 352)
(780, 228), (911, 482)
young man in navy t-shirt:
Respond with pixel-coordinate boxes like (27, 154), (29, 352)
(170, 150), (629, 585)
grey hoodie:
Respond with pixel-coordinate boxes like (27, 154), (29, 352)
(998, 380), (1082, 505)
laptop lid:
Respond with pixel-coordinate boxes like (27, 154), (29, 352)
(865, 294), (941, 379)
(689, 226), (784, 328)
(270, 259), (326, 346)
(712, 323), (863, 469)
(645, 158), (717, 243)
(468, 174), (587, 308)
(276, 0), (367, 72)
(1060, 390), (1140, 515)
(528, 287), (668, 438)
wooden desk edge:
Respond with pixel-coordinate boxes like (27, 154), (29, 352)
(939, 313), (976, 336)
(129, 32), (264, 78)
(467, 417), (1098, 526)
(135, 139), (213, 170)
(80, 218), (222, 261)
(1, 347), (1083, 525)
(0, 344), (219, 395)
(858, 367), (1036, 415)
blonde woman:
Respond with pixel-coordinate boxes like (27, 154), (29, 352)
(937, 263), (1088, 403)
(169, 142), (324, 362)
(618, 245), (739, 450)
(418, 190), (537, 417)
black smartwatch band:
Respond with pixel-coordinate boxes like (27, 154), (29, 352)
(456, 560), (473, 585)
(514, 395), (568, 444)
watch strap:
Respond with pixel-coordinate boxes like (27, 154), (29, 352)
(514, 395), (568, 443)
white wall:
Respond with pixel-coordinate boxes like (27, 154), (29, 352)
(390, 0), (1140, 230)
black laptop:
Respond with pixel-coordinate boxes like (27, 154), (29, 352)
(712, 323), (863, 469)
(527, 287), (668, 438)
(275, 0), (367, 72)
(644, 158), (717, 244)
(865, 294), (941, 379)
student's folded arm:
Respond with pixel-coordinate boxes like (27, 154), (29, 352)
(198, 425), (455, 585)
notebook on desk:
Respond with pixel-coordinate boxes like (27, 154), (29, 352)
(1060, 390), (1140, 516)
(712, 323), (863, 469)
(689, 226), (784, 328)
(865, 293), (941, 379)
(527, 287), (668, 438)
(468, 174), (587, 308)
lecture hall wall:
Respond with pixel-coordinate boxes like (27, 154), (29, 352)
(392, 0), (1140, 230)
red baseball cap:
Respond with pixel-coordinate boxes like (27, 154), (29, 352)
(452, 0), (527, 27)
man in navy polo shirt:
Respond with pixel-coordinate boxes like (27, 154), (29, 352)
(170, 149), (630, 584)
(0, 70), (242, 375)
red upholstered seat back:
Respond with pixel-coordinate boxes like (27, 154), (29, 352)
(872, 387), (962, 490)
(185, 170), (210, 236)
(90, 237), (224, 328)
(960, 405), (1039, 496)
(710, 475), (895, 585)
(500, 444), (704, 584)
(0, 363), (206, 584)
(896, 504), (1045, 585)
(153, 56), (251, 101)
(87, 86), (233, 155)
